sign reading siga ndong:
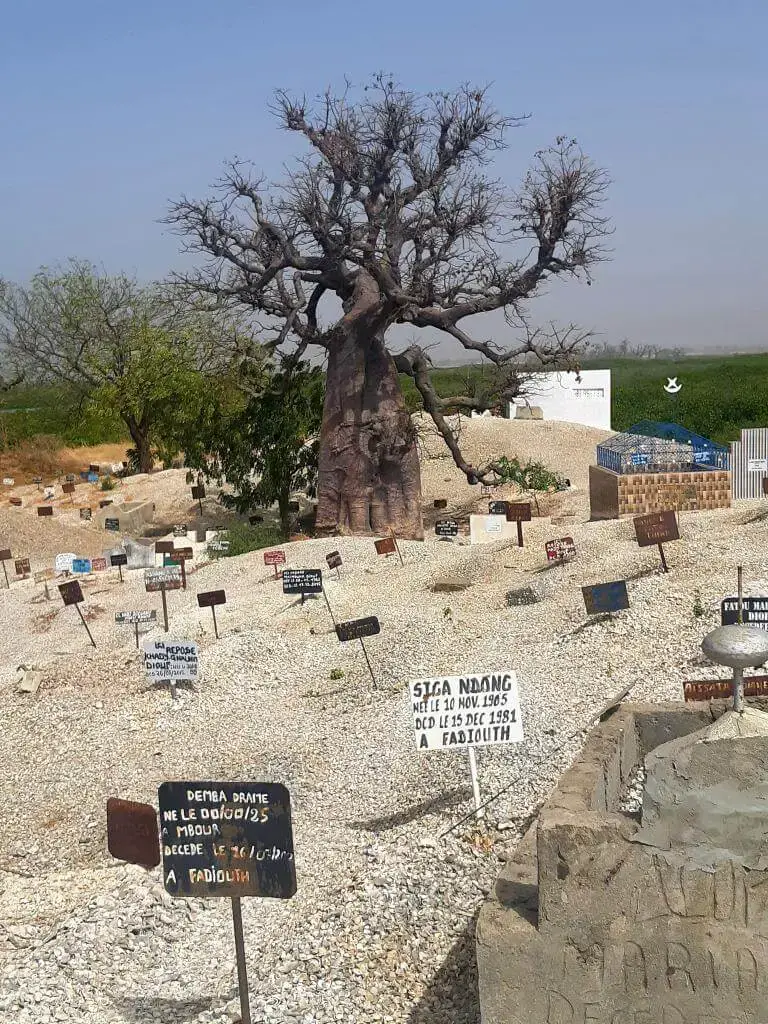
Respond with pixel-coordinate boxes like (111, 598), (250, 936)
(409, 672), (524, 751)
(158, 781), (296, 899)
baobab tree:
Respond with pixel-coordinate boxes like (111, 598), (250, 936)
(168, 77), (610, 539)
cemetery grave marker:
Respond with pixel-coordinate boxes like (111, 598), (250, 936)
(191, 485), (205, 514)
(106, 797), (161, 868)
(157, 780), (296, 1023)
(325, 550), (342, 578)
(110, 551), (128, 582)
(434, 498), (448, 509)
(409, 671), (524, 818)
(72, 558), (92, 574)
(173, 524), (187, 537)
(87, 472), (98, 483)
(2, 477), (13, 486)
(505, 501), (532, 547)
(35, 568), (55, 600)
(99, 499), (113, 509)
(545, 537), (576, 564)
(144, 566), (183, 631)
(143, 638), (199, 699)
(633, 509), (679, 573)
(288, 500), (300, 513)
(55, 552), (76, 575)
(480, 485), (493, 497)
(721, 596), (768, 630)
(683, 676), (768, 702)
(0, 548), (11, 588)
(264, 549), (286, 579)
(197, 589), (226, 639)
(89, 464), (100, 474)
(91, 557), (107, 572)
(208, 539), (230, 554)
(104, 517), (120, 532)
(435, 518), (459, 539)
(582, 580), (630, 616)
(33, 476), (42, 488)
(489, 500), (508, 516)
(62, 482), (75, 499)
(249, 514), (263, 524)
(155, 540), (175, 555)
(79, 507), (92, 520)
(375, 534), (404, 565)
(14, 557), (31, 578)
(58, 579), (96, 647)
(9, 496), (22, 507)
(37, 506), (53, 517)
(65, 473), (76, 483)
(116, 609), (157, 648)
(282, 568), (322, 606)
(335, 616), (380, 687)
(165, 546), (193, 589)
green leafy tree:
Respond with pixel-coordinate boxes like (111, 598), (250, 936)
(0, 261), (243, 471)
(494, 455), (565, 513)
(184, 363), (324, 536)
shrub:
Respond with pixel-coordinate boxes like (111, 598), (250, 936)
(206, 521), (283, 559)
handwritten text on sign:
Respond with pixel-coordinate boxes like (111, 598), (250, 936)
(143, 639), (199, 681)
(409, 672), (524, 750)
(157, 781), (296, 899)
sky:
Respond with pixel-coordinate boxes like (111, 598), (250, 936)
(2, 0), (767, 356)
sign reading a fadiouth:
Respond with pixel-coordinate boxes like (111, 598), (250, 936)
(408, 671), (524, 751)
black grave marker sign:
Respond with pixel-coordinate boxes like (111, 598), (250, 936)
(282, 569), (322, 596)
(335, 616), (381, 642)
(722, 597), (768, 629)
(435, 519), (459, 538)
(326, 551), (342, 570)
(105, 517), (120, 532)
(157, 781), (296, 899)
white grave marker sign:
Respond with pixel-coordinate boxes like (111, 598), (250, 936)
(143, 639), (199, 681)
(55, 552), (77, 574)
(408, 671), (524, 751)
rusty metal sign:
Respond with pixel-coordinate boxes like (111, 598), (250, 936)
(634, 509), (679, 547)
(191, 485), (206, 500)
(91, 557), (107, 572)
(336, 616), (381, 642)
(505, 502), (532, 522)
(62, 482), (75, 494)
(0, 548), (11, 561)
(264, 550), (286, 566)
(545, 537), (576, 562)
(683, 677), (768, 702)
(155, 540), (175, 554)
(197, 589), (226, 608)
(325, 551), (342, 570)
(763, 477), (768, 496)
(106, 797), (161, 868)
(582, 580), (629, 615)
(37, 506), (53, 517)
(375, 537), (397, 556)
(14, 558), (30, 576)
(157, 781), (296, 899)
(433, 499), (448, 509)
(58, 580), (84, 606)
(167, 547), (193, 562)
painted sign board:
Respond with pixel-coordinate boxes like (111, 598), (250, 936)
(409, 672), (524, 751)
(684, 677), (768, 702)
(197, 590), (226, 608)
(173, 525), (187, 537)
(545, 537), (576, 562)
(0, 548), (11, 562)
(505, 502), (532, 522)
(110, 553), (128, 567)
(37, 506), (53, 517)
(116, 610), (157, 624)
(721, 597), (768, 629)
(87, 472), (99, 483)
(375, 537), (397, 556)
(14, 558), (31, 576)
(264, 550), (286, 566)
(62, 482), (75, 494)
(335, 616), (380, 642)
(91, 557), (107, 572)
(191, 485), (206, 500)
(155, 541), (175, 555)
(433, 499), (448, 509)
(582, 580), (630, 615)
(634, 510), (679, 547)
(748, 458), (768, 473)
(209, 540), (230, 552)
(435, 519), (459, 538)
(104, 518), (120, 532)
(489, 501), (508, 516)
(72, 559), (92, 574)
(325, 551), (342, 570)
(144, 566), (183, 592)
(281, 569), (322, 595)
(143, 639), (199, 681)
(55, 553), (76, 573)
(58, 580), (84, 606)
(157, 781), (296, 899)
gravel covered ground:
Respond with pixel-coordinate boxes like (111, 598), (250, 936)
(0, 417), (762, 1023)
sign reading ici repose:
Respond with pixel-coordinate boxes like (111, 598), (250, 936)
(409, 672), (524, 751)
(157, 781), (296, 899)
(143, 639), (199, 681)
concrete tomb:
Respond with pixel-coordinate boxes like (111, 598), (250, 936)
(477, 701), (768, 1023)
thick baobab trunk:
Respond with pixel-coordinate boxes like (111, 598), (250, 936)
(124, 415), (154, 474)
(315, 323), (424, 540)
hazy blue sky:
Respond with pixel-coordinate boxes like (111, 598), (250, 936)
(2, 0), (767, 355)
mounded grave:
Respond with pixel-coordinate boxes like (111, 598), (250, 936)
(477, 700), (768, 1024)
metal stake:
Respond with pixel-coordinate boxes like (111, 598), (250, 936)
(231, 897), (252, 1024)
(359, 638), (377, 689)
(737, 566), (744, 624)
(322, 586), (337, 627)
(135, 621), (140, 649)
(211, 605), (219, 639)
(467, 746), (484, 820)
(75, 604), (96, 647)
(658, 543), (668, 573)
(391, 530), (405, 567)
(516, 521), (524, 548)
(161, 588), (169, 632)
(118, 563), (124, 583)
(170, 680), (178, 700)
(1, 559), (8, 588)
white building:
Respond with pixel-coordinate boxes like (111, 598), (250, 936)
(508, 369), (611, 431)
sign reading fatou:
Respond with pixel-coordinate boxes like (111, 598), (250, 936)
(409, 672), (524, 751)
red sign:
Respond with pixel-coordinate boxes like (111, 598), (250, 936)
(375, 537), (397, 556)
(264, 550), (286, 566)
(683, 677), (768, 702)
(91, 557), (107, 572)
(106, 797), (160, 868)
(545, 537), (576, 562)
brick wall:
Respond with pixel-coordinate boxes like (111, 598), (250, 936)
(589, 465), (731, 519)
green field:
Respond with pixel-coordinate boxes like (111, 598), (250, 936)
(2, 352), (767, 450)
(403, 352), (768, 445)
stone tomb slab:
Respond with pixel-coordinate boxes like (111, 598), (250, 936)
(476, 701), (768, 1024)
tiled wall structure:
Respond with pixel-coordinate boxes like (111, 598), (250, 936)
(589, 465), (731, 520)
